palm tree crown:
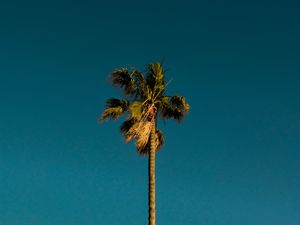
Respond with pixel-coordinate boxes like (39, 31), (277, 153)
(100, 63), (190, 155)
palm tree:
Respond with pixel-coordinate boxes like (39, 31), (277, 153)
(99, 63), (190, 225)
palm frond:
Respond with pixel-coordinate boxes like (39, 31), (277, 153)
(99, 107), (125, 122)
(111, 68), (137, 96)
(170, 96), (190, 111)
(157, 95), (189, 122)
(99, 98), (129, 122)
(120, 118), (136, 137)
(131, 70), (151, 99)
(105, 98), (130, 109)
(146, 63), (165, 97)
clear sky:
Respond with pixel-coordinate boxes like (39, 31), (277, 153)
(1, 0), (300, 225)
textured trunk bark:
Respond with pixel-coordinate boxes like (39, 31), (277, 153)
(148, 119), (156, 225)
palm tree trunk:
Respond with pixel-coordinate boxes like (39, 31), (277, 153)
(148, 118), (156, 225)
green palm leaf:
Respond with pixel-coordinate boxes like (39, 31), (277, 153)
(111, 68), (137, 96)
(158, 95), (189, 122)
(146, 63), (165, 97)
(99, 98), (129, 122)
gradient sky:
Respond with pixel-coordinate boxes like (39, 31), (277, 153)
(1, 0), (300, 225)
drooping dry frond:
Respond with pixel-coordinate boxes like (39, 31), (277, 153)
(137, 140), (151, 155)
(123, 121), (152, 148)
(120, 118), (154, 156)
(136, 121), (152, 150)
(154, 129), (164, 151)
(123, 121), (141, 142)
(136, 128), (164, 155)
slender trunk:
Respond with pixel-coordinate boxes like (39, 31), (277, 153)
(148, 119), (156, 225)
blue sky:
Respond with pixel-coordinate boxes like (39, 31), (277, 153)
(0, 0), (300, 225)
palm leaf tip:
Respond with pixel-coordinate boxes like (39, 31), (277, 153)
(171, 96), (190, 111)
(99, 107), (123, 122)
